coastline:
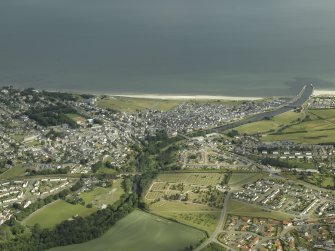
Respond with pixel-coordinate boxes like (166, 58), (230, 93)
(12, 87), (263, 101)
(313, 90), (335, 96)
(10, 86), (335, 100)
(113, 94), (262, 101)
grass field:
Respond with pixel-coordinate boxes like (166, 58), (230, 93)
(0, 166), (26, 179)
(80, 179), (124, 207)
(228, 173), (268, 186)
(66, 113), (86, 124)
(48, 210), (206, 251)
(236, 111), (303, 135)
(155, 173), (223, 186)
(23, 200), (96, 228)
(201, 242), (226, 251)
(150, 200), (220, 234)
(155, 210), (220, 234)
(321, 176), (335, 187)
(97, 96), (182, 113)
(96, 166), (117, 175)
(262, 109), (335, 144)
(227, 200), (292, 221)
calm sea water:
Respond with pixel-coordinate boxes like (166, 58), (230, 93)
(1, 0), (335, 96)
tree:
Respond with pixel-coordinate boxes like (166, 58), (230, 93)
(121, 177), (133, 194)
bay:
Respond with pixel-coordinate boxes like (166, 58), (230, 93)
(1, 0), (335, 96)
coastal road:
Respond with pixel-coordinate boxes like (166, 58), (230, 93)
(214, 84), (314, 132)
(194, 191), (233, 251)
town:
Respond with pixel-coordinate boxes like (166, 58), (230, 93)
(0, 85), (334, 251)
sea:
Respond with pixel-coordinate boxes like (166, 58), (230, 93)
(1, 0), (335, 97)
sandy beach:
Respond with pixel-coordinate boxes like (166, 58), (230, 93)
(114, 94), (262, 101)
(313, 90), (335, 96)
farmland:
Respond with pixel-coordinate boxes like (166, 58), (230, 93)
(234, 108), (335, 144)
(23, 200), (96, 228)
(236, 111), (304, 135)
(262, 109), (335, 144)
(48, 210), (206, 251)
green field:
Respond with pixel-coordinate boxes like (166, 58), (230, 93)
(80, 179), (124, 207)
(321, 176), (335, 187)
(155, 173), (223, 186)
(23, 200), (96, 228)
(291, 173), (335, 189)
(262, 109), (335, 144)
(228, 172), (267, 186)
(154, 210), (220, 234)
(150, 201), (220, 234)
(201, 242), (226, 251)
(48, 210), (206, 251)
(96, 166), (117, 175)
(97, 96), (182, 113)
(236, 111), (303, 135)
(0, 166), (26, 179)
(66, 113), (86, 124)
(227, 200), (292, 221)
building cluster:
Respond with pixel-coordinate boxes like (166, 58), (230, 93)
(225, 215), (283, 237)
(0, 86), (293, 176)
(232, 178), (335, 216)
(177, 134), (259, 171)
(0, 178), (74, 225)
(309, 96), (335, 108)
(281, 222), (335, 250)
(0, 87), (145, 174)
(142, 98), (288, 135)
(222, 215), (288, 250)
(231, 135), (335, 174)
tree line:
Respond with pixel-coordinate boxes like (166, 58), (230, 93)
(0, 194), (137, 251)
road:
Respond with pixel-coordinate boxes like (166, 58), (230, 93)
(214, 84), (314, 132)
(194, 191), (233, 251)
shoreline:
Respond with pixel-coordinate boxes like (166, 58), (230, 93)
(7, 85), (335, 100)
(313, 90), (335, 96)
(113, 94), (262, 101)
(98, 88), (335, 100)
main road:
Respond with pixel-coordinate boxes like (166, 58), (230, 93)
(194, 191), (236, 251)
(214, 84), (314, 132)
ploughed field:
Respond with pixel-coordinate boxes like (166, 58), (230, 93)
(48, 210), (206, 251)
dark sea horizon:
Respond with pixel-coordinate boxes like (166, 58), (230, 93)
(1, 0), (335, 97)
